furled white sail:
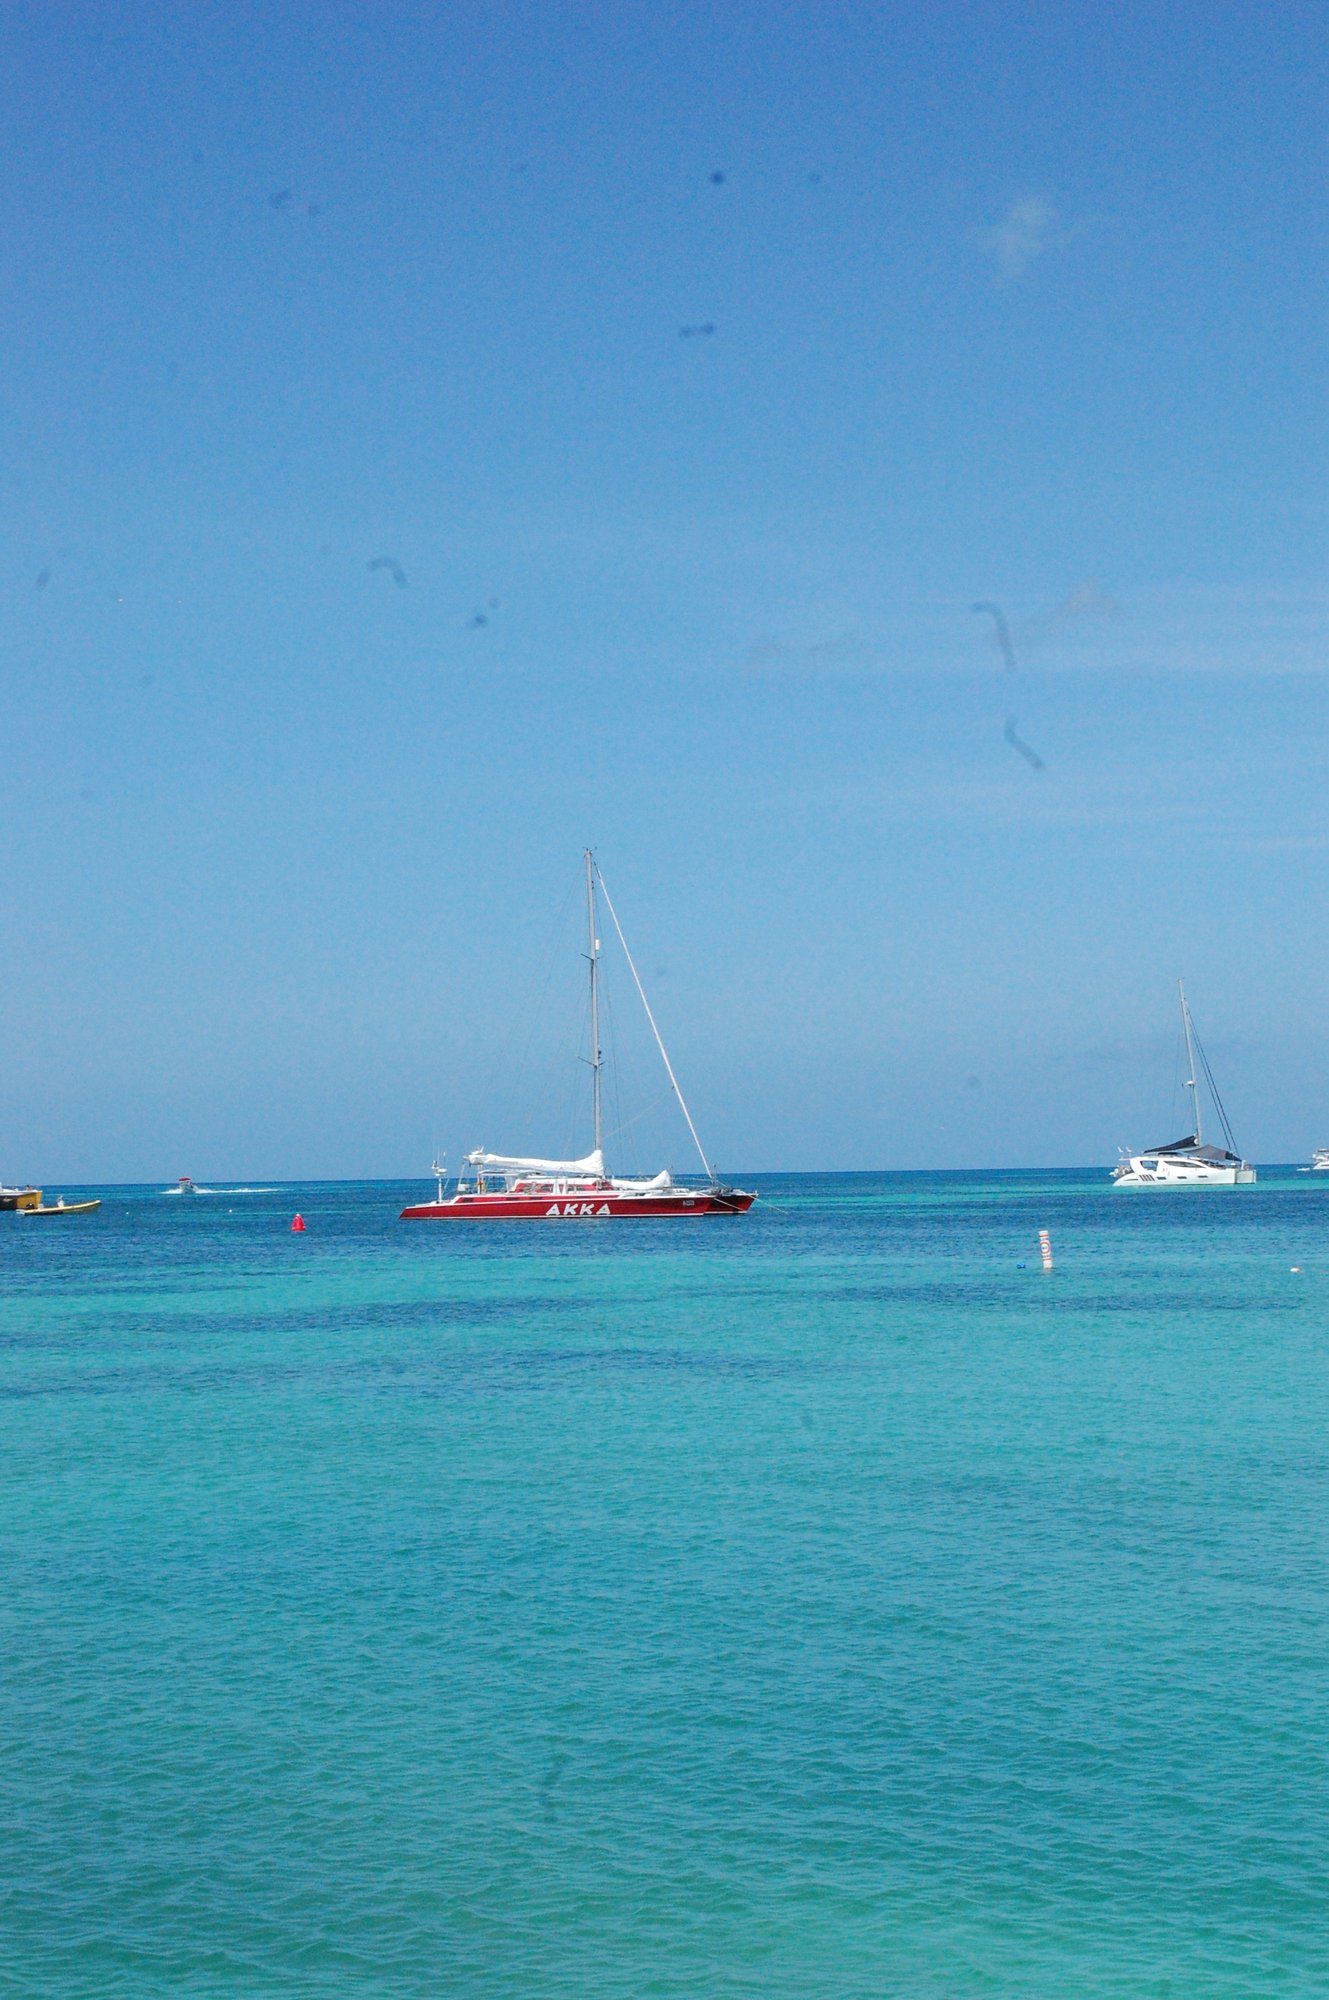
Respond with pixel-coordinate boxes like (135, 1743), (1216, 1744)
(466, 1148), (605, 1177)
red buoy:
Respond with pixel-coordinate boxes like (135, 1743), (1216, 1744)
(291, 1214), (306, 1232)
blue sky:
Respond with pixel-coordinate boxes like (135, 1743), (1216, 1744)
(2, 1), (1325, 1177)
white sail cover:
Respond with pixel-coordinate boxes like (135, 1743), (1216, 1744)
(466, 1148), (605, 1177)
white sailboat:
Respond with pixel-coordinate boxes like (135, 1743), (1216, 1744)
(1112, 982), (1255, 1187)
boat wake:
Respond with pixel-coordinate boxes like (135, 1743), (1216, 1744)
(161, 1185), (278, 1196)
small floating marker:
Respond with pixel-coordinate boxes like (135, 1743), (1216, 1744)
(1039, 1228), (1053, 1272)
(291, 1214), (307, 1232)
(1291, 1266), (1301, 1273)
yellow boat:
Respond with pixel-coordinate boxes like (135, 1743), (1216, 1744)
(1, 1186), (42, 1211)
(22, 1197), (101, 1216)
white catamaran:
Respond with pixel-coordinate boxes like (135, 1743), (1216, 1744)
(1113, 981), (1255, 1186)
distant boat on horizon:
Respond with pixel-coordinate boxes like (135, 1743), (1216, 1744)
(401, 852), (756, 1221)
(1112, 981), (1255, 1187)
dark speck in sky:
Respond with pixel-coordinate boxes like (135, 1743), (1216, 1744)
(710, 170), (726, 184)
(467, 612), (488, 629)
(1004, 719), (1046, 771)
(974, 603), (1044, 766)
(35, 568), (50, 590)
(679, 322), (716, 339)
(306, 202), (321, 217)
(368, 556), (408, 588)
(269, 188), (293, 209)
(972, 601), (1018, 673)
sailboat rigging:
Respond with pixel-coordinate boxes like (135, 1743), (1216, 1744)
(400, 854), (755, 1220)
(1112, 981), (1255, 1186)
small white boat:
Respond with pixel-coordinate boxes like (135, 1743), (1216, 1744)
(1113, 982), (1255, 1187)
(1311, 1149), (1329, 1173)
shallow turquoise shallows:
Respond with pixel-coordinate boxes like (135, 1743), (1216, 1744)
(2, 1172), (1326, 1997)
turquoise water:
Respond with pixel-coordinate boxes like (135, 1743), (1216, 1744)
(2, 1171), (1326, 1997)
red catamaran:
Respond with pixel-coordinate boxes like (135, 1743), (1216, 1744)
(400, 854), (755, 1221)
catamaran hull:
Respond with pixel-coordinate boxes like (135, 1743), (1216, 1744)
(400, 1190), (756, 1220)
(1113, 1157), (1255, 1187)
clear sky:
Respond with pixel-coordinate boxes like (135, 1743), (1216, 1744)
(2, 1), (1325, 1179)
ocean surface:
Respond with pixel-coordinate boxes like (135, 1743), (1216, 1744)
(2, 1170), (1326, 1997)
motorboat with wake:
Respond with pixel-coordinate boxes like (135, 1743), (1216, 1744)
(401, 854), (755, 1220)
(1112, 982), (1255, 1186)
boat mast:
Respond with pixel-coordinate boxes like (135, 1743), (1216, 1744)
(1179, 978), (1202, 1146)
(586, 848), (603, 1162)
